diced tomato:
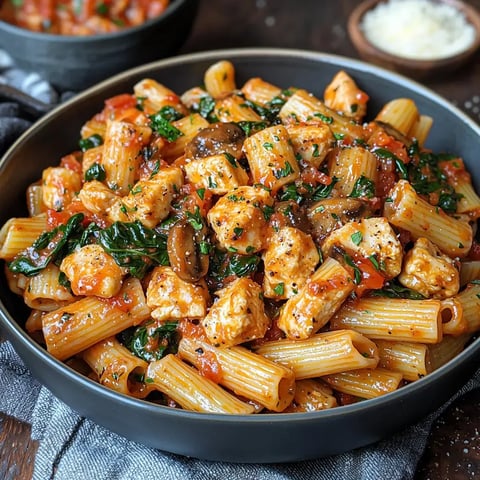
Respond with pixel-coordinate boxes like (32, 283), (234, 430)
(439, 158), (470, 187)
(300, 166), (332, 187)
(355, 90), (369, 105)
(101, 94), (138, 120)
(46, 208), (71, 229)
(377, 167), (396, 200)
(102, 291), (133, 313)
(46, 199), (98, 230)
(353, 254), (386, 297)
(60, 153), (82, 175)
(197, 350), (223, 384)
(178, 319), (207, 341)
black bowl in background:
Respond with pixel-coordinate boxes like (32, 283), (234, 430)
(0, 0), (199, 92)
(0, 48), (479, 463)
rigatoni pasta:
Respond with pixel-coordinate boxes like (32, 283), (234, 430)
(2, 60), (480, 415)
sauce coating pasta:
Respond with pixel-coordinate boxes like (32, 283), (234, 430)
(1, 61), (479, 414)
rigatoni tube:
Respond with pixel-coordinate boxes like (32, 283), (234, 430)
(384, 180), (472, 258)
(253, 329), (379, 379)
(178, 337), (295, 412)
(330, 296), (443, 343)
(146, 354), (255, 414)
(43, 278), (150, 361)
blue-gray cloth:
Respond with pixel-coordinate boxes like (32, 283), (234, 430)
(1, 340), (480, 480)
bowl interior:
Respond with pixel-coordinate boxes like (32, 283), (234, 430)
(1, 48), (480, 462)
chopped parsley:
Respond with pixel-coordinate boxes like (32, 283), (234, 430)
(79, 133), (103, 152)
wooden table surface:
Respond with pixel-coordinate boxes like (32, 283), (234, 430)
(1, 0), (480, 478)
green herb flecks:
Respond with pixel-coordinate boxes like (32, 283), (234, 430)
(149, 106), (184, 142)
(370, 280), (426, 300)
(408, 151), (462, 214)
(84, 162), (106, 182)
(349, 175), (375, 199)
(79, 133), (103, 152)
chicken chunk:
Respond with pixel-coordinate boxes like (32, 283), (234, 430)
(277, 257), (354, 339)
(398, 237), (460, 299)
(146, 266), (209, 321)
(60, 244), (123, 298)
(184, 153), (249, 195)
(207, 185), (274, 254)
(322, 217), (403, 280)
(120, 166), (184, 228)
(286, 123), (334, 169)
(42, 166), (82, 211)
(263, 226), (319, 300)
(202, 277), (270, 347)
(323, 70), (368, 122)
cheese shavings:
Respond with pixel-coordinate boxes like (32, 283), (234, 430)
(361, 0), (476, 60)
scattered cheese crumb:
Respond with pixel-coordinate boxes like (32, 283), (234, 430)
(361, 0), (476, 60)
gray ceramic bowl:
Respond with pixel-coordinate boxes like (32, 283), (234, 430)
(0, 0), (198, 91)
(1, 48), (479, 463)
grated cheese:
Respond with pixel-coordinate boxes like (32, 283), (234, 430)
(361, 0), (476, 60)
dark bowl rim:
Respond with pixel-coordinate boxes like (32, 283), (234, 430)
(347, 0), (480, 69)
(0, 0), (195, 42)
(1, 46), (480, 425)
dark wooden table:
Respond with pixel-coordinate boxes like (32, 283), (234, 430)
(1, 1), (480, 478)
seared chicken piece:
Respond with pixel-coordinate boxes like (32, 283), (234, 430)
(263, 226), (319, 300)
(146, 266), (209, 321)
(207, 185), (274, 254)
(322, 217), (403, 280)
(60, 244), (123, 298)
(323, 70), (369, 122)
(202, 277), (270, 347)
(399, 237), (460, 299)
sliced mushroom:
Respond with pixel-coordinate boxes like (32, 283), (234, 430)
(167, 218), (209, 283)
(272, 200), (312, 234)
(374, 121), (412, 148)
(307, 197), (371, 245)
(185, 122), (246, 160)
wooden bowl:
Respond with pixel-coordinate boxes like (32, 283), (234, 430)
(348, 0), (480, 79)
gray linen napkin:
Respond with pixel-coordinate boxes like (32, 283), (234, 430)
(1, 339), (480, 480)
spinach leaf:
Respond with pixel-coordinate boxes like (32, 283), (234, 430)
(312, 177), (338, 200)
(122, 321), (179, 362)
(9, 213), (85, 276)
(149, 106), (184, 142)
(97, 221), (169, 278)
(84, 162), (106, 182)
(370, 280), (425, 300)
(408, 151), (461, 214)
(349, 175), (375, 199)
(79, 133), (103, 152)
(373, 147), (408, 179)
(209, 248), (261, 284)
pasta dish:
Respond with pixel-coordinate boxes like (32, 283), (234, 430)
(1, 60), (479, 414)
